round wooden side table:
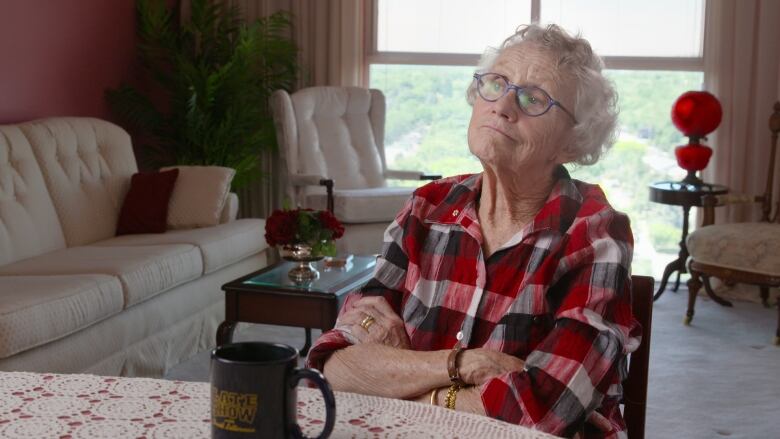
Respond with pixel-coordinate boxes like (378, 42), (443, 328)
(648, 181), (728, 301)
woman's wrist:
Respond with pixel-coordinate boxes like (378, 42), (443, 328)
(443, 386), (485, 415)
(428, 386), (485, 415)
(421, 349), (456, 388)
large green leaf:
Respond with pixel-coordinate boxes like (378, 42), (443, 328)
(106, 0), (299, 188)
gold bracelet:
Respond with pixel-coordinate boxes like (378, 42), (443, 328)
(444, 384), (461, 410)
(429, 387), (439, 406)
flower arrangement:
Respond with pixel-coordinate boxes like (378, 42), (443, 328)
(265, 208), (345, 257)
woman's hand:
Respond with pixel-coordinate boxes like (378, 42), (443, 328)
(338, 296), (411, 349)
(458, 348), (525, 386)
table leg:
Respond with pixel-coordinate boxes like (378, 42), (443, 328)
(672, 271), (682, 292)
(654, 258), (683, 301)
(216, 321), (237, 346)
(655, 205), (693, 302)
(701, 275), (733, 307)
(300, 328), (312, 357)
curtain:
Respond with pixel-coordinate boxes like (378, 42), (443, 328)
(703, 0), (780, 223)
(225, 0), (367, 218)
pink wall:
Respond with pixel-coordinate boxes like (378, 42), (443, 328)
(0, 0), (136, 124)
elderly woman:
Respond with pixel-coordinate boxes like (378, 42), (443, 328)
(307, 24), (640, 438)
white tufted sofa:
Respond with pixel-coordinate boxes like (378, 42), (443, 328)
(0, 117), (269, 376)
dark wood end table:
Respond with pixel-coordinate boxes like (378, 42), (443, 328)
(217, 255), (377, 355)
(648, 181), (728, 302)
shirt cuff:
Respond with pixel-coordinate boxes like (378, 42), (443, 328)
(304, 329), (353, 371)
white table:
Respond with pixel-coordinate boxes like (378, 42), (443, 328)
(0, 371), (558, 438)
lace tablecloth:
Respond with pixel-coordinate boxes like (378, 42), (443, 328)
(0, 371), (557, 438)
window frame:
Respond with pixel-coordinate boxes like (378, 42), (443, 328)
(365, 0), (707, 72)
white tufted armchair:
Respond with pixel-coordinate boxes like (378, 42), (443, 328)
(686, 102), (780, 344)
(270, 86), (439, 255)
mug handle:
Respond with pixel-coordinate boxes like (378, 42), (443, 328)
(289, 368), (336, 439)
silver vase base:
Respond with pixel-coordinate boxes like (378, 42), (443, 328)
(288, 261), (320, 282)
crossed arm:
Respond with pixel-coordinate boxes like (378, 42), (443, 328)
(321, 296), (525, 414)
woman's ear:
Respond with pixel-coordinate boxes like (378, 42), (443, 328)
(554, 134), (580, 164)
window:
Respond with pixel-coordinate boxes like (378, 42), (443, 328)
(367, 0), (707, 278)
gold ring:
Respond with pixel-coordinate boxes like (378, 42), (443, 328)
(360, 315), (376, 330)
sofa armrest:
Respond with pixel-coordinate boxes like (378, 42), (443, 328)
(288, 174), (334, 212)
(220, 193), (239, 223)
(701, 193), (760, 226)
(290, 174), (330, 187)
(385, 169), (442, 181)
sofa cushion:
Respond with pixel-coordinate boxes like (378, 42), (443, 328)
(116, 169), (180, 235)
(0, 274), (123, 358)
(306, 187), (413, 223)
(94, 219), (268, 274)
(20, 118), (138, 247)
(687, 222), (780, 277)
(162, 166), (235, 229)
(0, 245), (203, 307)
(0, 124), (67, 266)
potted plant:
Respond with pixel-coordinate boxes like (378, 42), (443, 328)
(106, 0), (299, 188)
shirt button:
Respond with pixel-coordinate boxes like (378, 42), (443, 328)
(456, 331), (463, 341)
(452, 210), (459, 216)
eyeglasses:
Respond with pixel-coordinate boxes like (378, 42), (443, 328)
(473, 72), (578, 124)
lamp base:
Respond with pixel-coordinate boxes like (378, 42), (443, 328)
(681, 170), (704, 186)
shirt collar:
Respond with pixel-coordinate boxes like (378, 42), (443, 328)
(424, 165), (583, 237)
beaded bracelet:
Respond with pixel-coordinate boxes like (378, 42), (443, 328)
(444, 384), (461, 410)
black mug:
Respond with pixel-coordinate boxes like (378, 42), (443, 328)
(210, 342), (336, 438)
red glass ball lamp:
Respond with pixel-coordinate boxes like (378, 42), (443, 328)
(671, 91), (722, 185)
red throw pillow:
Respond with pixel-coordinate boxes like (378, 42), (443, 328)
(116, 169), (180, 235)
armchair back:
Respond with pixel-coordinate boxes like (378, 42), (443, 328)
(272, 87), (388, 203)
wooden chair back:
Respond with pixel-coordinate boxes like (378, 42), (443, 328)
(761, 101), (780, 222)
(623, 275), (654, 439)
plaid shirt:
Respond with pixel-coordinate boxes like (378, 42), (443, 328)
(307, 170), (640, 438)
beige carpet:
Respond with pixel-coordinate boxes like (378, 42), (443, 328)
(166, 282), (780, 439)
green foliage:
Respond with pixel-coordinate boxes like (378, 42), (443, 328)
(606, 70), (704, 151)
(648, 221), (682, 252)
(296, 211), (337, 256)
(106, 0), (298, 188)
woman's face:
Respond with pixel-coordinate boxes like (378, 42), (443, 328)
(467, 43), (578, 173)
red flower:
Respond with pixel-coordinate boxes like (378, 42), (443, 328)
(318, 210), (345, 239)
(264, 208), (345, 246)
(264, 209), (298, 246)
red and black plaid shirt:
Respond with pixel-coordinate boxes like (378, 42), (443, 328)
(308, 170), (641, 438)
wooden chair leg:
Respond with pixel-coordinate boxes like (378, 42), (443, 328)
(701, 275), (733, 307)
(775, 297), (779, 346)
(760, 287), (770, 308)
(686, 271), (702, 325)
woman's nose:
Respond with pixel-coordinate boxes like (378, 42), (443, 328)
(491, 90), (519, 122)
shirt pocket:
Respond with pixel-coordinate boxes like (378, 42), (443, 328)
(416, 223), (455, 280)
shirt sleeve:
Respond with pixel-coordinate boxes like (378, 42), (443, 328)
(480, 209), (641, 437)
(305, 198), (414, 371)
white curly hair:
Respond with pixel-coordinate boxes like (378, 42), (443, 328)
(466, 24), (619, 166)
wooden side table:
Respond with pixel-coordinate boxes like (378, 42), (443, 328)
(648, 181), (728, 301)
(217, 255), (377, 355)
